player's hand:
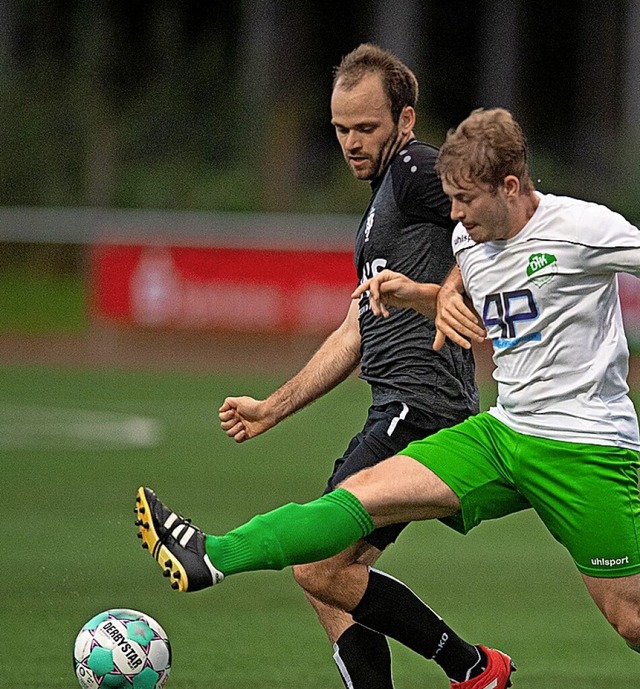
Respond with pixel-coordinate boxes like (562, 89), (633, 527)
(352, 270), (431, 318)
(218, 396), (276, 443)
(434, 285), (486, 351)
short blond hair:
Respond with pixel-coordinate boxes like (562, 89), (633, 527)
(436, 108), (534, 193)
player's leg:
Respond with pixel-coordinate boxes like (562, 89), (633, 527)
(135, 414), (525, 581)
(582, 573), (640, 649)
(575, 444), (640, 649)
(294, 402), (472, 688)
(292, 404), (399, 683)
(136, 454), (458, 588)
(295, 543), (504, 685)
(294, 541), (393, 689)
(296, 542), (379, 642)
(514, 433), (640, 652)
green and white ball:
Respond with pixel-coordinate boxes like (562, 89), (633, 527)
(73, 608), (171, 689)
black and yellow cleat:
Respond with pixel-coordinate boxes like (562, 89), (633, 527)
(135, 486), (224, 592)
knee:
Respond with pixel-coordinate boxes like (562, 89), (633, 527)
(615, 620), (640, 648)
(292, 561), (337, 599)
(606, 610), (640, 647)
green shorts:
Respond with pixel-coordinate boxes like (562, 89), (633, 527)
(398, 412), (640, 578)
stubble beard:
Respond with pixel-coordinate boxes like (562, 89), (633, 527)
(349, 124), (401, 182)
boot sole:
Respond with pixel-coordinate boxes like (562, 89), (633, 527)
(135, 487), (188, 592)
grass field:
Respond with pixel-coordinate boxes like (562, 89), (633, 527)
(0, 268), (86, 333)
(2, 362), (639, 688)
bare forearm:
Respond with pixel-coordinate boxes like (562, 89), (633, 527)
(219, 302), (361, 442)
(352, 270), (440, 319)
(400, 282), (440, 318)
(265, 328), (360, 422)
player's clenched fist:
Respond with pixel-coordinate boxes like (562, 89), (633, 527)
(218, 396), (277, 443)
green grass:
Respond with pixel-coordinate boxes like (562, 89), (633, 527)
(0, 269), (87, 333)
(1, 363), (639, 688)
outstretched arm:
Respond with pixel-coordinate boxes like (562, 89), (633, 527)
(219, 299), (361, 443)
(351, 269), (440, 318)
(353, 266), (485, 351)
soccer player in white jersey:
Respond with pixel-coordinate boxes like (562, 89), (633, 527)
(136, 108), (640, 684)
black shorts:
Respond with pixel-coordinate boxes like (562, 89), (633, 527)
(323, 401), (450, 551)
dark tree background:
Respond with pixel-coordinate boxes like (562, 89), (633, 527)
(0, 0), (638, 216)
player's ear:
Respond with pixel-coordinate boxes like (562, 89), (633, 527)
(503, 175), (520, 198)
(399, 106), (415, 135)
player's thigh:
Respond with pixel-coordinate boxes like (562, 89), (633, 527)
(328, 402), (450, 547)
(519, 441), (640, 578)
(341, 454), (461, 525)
(325, 402), (441, 491)
(396, 413), (531, 533)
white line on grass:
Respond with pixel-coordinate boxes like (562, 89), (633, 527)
(0, 405), (162, 451)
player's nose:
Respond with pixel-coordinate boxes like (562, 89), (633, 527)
(450, 198), (465, 221)
(344, 131), (362, 151)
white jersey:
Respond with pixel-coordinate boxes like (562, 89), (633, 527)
(453, 192), (640, 450)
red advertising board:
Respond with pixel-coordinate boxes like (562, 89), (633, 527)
(91, 243), (640, 343)
(619, 273), (640, 347)
(91, 244), (356, 333)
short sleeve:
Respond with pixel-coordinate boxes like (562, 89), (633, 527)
(390, 143), (453, 228)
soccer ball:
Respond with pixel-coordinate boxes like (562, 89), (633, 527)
(73, 608), (171, 689)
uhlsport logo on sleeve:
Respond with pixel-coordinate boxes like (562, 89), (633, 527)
(452, 225), (473, 253)
(526, 252), (557, 287)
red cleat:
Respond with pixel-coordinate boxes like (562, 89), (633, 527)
(450, 646), (516, 689)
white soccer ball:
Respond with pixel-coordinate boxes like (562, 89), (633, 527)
(73, 608), (171, 689)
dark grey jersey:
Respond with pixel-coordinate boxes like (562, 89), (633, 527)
(355, 139), (479, 424)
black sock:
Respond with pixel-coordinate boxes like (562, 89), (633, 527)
(333, 624), (394, 689)
(350, 569), (485, 683)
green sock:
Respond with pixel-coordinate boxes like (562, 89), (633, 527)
(204, 488), (375, 576)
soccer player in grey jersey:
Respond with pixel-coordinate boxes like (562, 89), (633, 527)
(214, 45), (509, 689)
(355, 137), (477, 427)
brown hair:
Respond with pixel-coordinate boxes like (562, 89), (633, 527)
(333, 43), (418, 123)
(436, 108), (534, 193)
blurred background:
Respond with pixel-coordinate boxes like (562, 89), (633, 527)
(0, 0), (639, 213)
(0, 0), (638, 350)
